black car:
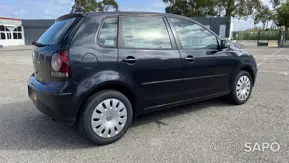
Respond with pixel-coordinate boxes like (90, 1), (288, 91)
(28, 12), (257, 145)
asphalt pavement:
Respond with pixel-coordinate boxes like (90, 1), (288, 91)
(0, 46), (289, 163)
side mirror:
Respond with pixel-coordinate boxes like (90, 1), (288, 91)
(221, 39), (230, 49)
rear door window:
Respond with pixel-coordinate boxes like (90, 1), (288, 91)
(36, 18), (76, 45)
(120, 16), (172, 49)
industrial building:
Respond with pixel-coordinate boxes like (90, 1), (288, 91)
(0, 17), (54, 46)
(0, 16), (233, 47)
(0, 17), (25, 46)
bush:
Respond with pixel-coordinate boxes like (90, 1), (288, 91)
(233, 30), (281, 40)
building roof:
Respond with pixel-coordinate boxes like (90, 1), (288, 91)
(22, 19), (55, 27)
(0, 17), (21, 21)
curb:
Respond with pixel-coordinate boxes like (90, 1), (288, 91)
(0, 49), (33, 52)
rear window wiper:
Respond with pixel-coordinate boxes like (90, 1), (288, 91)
(32, 41), (49, 47)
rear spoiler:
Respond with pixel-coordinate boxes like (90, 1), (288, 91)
(56, 13), (87, 22)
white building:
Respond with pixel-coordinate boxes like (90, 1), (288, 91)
(0, 17), (25, 46)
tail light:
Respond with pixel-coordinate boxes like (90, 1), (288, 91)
(51, 51), (70, 78)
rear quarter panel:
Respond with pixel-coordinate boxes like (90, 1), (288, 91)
(69, 15), (117, 85)
(69, 15), (136, 109)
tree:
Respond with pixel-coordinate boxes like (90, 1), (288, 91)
(275, 0), (289, 27)
(100, 0), (118, 11)
(270, 0), (285, 8)
(275, 0), (289, 34)
(254, 5), (273, 29)
(163, 0), (217, 17)
(163, 0), (262, 18)
(217, 0), (262, 18)
(72, 0), (118, 12)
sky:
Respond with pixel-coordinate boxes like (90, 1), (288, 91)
(0, 0), (270, 31)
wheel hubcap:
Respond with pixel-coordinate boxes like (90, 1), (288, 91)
(91, 99), (127, 138)
(236, 76), (251, 101)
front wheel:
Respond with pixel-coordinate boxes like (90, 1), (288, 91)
(228, 71), (253, 105)
(78, 90), (133, 145)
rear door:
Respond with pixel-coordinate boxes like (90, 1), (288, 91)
(117, 15), (183, 109)
(167, 17), (232, 99)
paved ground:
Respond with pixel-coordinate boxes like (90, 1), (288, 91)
(0, 46), (289, 163)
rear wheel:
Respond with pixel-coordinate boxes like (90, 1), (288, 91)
(78, 90), (133, 145)
(228, 71), (253, 105)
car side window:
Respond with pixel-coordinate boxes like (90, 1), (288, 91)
(168, 18), (219, 49)
(98, 17), (118, 47)
(120, 16), (172, 49)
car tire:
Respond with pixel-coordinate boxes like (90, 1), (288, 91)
(78, 90), (133, 145)
(228, 71), (253, 105)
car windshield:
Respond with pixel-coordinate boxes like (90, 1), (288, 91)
(36, 18), (76, 45)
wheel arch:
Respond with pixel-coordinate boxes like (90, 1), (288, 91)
(76, 81), (138, 124)
(240, 66), (255, 85)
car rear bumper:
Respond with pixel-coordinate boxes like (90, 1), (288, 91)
(28, 75), (82, 125)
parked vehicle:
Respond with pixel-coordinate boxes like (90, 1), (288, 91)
(28, 12), (258, 145)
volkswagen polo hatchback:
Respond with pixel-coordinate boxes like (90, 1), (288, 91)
(28, 12), (257, 145)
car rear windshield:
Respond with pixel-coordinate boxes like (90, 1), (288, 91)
(36, 18), (76, 45)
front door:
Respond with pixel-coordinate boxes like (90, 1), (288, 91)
(167, 17), (232, 99)
(117, 16), (183, 109)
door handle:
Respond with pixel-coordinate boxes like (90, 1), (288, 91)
(122, 56), (137, 64)
(184, 56), (195, 62)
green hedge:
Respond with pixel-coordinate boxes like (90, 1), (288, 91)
(232, 31), (289, 40)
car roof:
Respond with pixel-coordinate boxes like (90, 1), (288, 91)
(58, 12), (191, 21)
(87, 12), (195, 21)
(86, 11), (165, 16)
(72, 11), (188, 19)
